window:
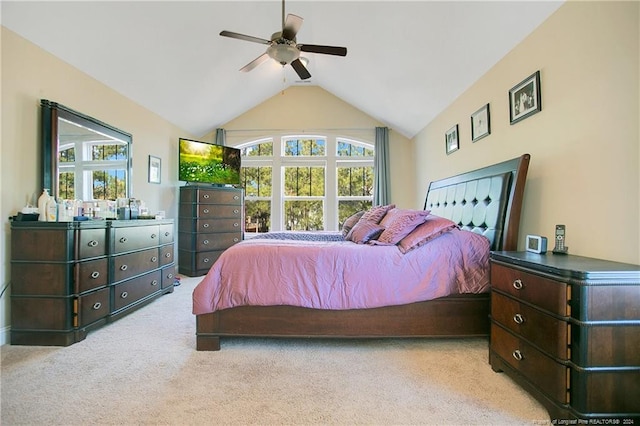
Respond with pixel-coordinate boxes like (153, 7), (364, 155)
(239, 135), (374, 233)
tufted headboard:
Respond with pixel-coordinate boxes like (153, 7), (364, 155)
(424, 154), (530, 251)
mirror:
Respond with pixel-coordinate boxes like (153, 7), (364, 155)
(41, 99), (132, 202)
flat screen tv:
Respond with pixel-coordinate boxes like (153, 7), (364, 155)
(178, 138), (241, 186)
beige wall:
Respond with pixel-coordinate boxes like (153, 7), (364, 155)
(0, 27), (196, 344)
(414, 1), (639, 264)
(203, 85), (415, 210)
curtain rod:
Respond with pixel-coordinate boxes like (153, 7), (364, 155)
(224, 127), (384, 133)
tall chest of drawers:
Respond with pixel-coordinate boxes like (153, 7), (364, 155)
(489, 251), (640, 421)
(10, 219), (176, 346)
(178, 186), (243, 276)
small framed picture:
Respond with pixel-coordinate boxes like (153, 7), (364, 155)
(471, 103), (491, 142)
(148, 155), (161, 184)
(509, 70), (542, 124)
(445, 124), (459, 155)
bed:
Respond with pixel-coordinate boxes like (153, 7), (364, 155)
(193, 154), (530, 351)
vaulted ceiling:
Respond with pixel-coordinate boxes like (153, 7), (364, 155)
(2, 1), (563, 138)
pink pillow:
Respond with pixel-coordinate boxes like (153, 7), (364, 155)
(397, 215), (458, 254)
(377, 208), (431, 244)
(359, 204), (395, 224)
(346, 221), (385, 244)
(341, 211), (365, 237)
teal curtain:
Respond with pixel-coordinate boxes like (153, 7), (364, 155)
(373, 126), (390, 206)
(215, 128), (226, 146)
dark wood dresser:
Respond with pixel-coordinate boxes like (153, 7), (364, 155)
(10, 219), (176, 346)
(178, 186), (243, 276)
(489, 251), (640, 422)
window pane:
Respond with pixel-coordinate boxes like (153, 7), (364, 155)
(337, 141), (374, 157)
(245, 200), (271, 233)
(284, 139), (326, 156)
(91, 144), (127, 161)
(338, 200), (372, 227)
(59, 147), (75, 163)
(284, 200), (324, 231)
(242, 142), (272, 157)
(59, 171), (75, 200)
(284, 167), (325, 196)
(92, 169), (127, 200)
(337, 166), (373, 196)
(241, 166), (272, 197)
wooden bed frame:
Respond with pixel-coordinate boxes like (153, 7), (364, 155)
(195, 154), (530, 351)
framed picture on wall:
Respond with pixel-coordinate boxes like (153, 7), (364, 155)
(471, 103), (491, 142)
(148, 155), (161, 184)
(509, 70), (542, 124)
(445, 124), (459, 155)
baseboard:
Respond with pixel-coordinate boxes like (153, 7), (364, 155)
(0, 325), (10, 346)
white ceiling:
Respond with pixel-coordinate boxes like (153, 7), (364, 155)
(2, 1), (563, 139)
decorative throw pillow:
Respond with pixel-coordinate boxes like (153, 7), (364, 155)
(346, 220), (385, 244)
(377, 208), (431, 245)
(359, 204), (395, 224)
(341, 211), (365, 237)
(397, 215), (458, 254)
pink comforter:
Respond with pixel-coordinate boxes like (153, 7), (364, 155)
(192, 228), (490, 315)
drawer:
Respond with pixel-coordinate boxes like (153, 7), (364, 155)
(78, 228), (108, 259)
(196, 232), (241, 251)
(161, 266), (176, 289)
(76, 258), (109, 293)
(78, 287), (109, 326)
(181, 187), (242, 205)
(112, 225), (161, 254)
(159, 224), (174, 244)
(160, 244), (174, 266)
(179, 203), (242, 219)
(491, 324), (569, 403)
(491, 292), (569, 360)
(491, 263), (569, 316)
(112, 270), (162, 311)
(179, 217), (242, 233)
(112, 247), (160, 283)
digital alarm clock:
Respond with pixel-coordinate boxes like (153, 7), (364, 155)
(525, 234), (548, 254)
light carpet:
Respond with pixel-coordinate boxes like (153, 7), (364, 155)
(1, 276), (548, 425)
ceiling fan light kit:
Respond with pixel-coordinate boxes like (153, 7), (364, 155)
(219, 0), (347, 80)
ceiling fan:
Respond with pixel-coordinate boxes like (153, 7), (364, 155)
(219, 0), (347, 80)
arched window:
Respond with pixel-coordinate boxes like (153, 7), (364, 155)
(239, 135), (374, 233)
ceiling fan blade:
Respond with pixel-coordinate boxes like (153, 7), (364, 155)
(299, 44), (347, 57)
(240, 53), (270, 72)
(290, 58), (311, 80)
(282, 14), (303, 40)
(220, 30), (270, 45)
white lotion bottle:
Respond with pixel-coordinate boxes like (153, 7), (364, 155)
(38, 189), (50, 221)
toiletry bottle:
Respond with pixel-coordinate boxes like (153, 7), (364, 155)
(46, 196), (58, 222)
(38, 189), (50, 221)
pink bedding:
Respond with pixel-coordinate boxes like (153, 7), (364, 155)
(192, 228), (490, 315)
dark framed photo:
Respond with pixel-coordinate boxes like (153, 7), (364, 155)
(509, 70), (542, 124)
(445, 124), (459, 155)
(471, 103), (490, 142)
(148, 155), (161, 184)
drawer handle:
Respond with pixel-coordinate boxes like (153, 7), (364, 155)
(203, 223), (210, 228)
(203, 194), (210, 199)
(90, 271), (100, 279)
(203, 209), (210, 214)
(167, 273), (173, 279)
(151, 256), (158, 262)
(233, 238), (239, 242)
(151, 280), (158, 286)
(203, 239), (209, 245)
(512, 279), (523, 290)
(119, 237), (128, 243)
(233, 223), (239, 227)
(512, 350), (524, 361)
(165, 253), (171, 258)
(151, 233), (157, 239)
(92, 302), (102, 310)
(88, 240), (99, 247)
(513, 313), (525, 324)
(120, 264), (128, 271)
(234, 209), (239, 214)
(120, 291), (128, 299)
(234, 195), (239, 200)
(203, 258), (210, 263)
(164, 231), (170, 237)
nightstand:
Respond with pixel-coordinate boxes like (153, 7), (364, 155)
(489, 251), (640, 422)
